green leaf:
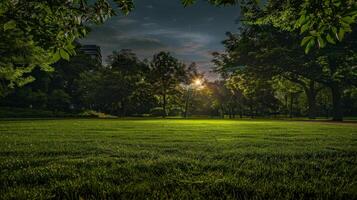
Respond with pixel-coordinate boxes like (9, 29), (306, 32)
(305, 38), (315, 54)
(332, 27), (338, 35)
(81, 28), (87, 36)
(300, 23), (310, 33)
(309, 30), (318, 37)
(346, 11), (357, 17)
(333, 0), (341, 7)
(317, 36), (325, 48)
(115, 0), (135, 15)
(67, 43), (75, 50)
(297, 15), (306, 26)
(341, 16), (354, 24)
(60, 49), (70, 61)
(182, 0), (196, 7)
(4, 20), (16, 31)
(301, 36), (312, 46)
(51, 51), (61, 62)
(340, 22), (352, 32)
(326, 34), (336, 44)
(337, 28), (345, 41)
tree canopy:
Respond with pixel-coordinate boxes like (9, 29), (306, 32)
(0, 0), (132, 95)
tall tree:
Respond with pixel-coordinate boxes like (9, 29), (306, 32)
(76, 50), (152, 116)
(105, 50), (149, 116)
(182, 62), (205, 118)
(214, 22), (357, 120)
(0, 47), (99, 111)
(149, 52), (186, 118)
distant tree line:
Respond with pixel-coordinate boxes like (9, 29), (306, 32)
(0, 48), (202, 118)
(1, 45), (356, 119)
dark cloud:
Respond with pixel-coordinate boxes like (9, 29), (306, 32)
(81, 0), (240, 79)
(118, 38), (166, 49)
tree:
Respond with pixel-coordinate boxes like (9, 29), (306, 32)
(105, 50), (150, 116)
(0, 0), (133, 94)
(107, 49), (147, 74)
(52, 49), (100, 109)
(149, 52), (186, 118)
(0, 47), (100, 111)
(0, 30), (53, 97)
(259, 0), (357, 53)
(185, 0), (357, 53)
(75, 70), (103, 111)
(225, 77), (245, 118)
(213, 28), (321, 118)
(75, 50), (156, 116)
(206, 81), (231, 118)
(214, 21), (357, 120)
(76, 50), (153, 116)
(48, 89), (71, 111)
(182, 62), (205, 118)
(226, 72), (279, 117)
(272, 77), (305, 118)
(314, 48), (357, 121)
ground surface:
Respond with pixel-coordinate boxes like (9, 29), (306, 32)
(0, 119), (356, 199)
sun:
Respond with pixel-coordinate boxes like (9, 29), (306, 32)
(193, 78), (203, 86)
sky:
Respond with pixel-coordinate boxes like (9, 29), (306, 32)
(81, 0), (241, 79)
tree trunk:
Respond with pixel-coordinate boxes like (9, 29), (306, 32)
(285, 95), (288, 117)
(289, 93), (294, 118)
(330, 85), (343, 121)
(162, 93), (167, 118)
(222, 106), (225, 119)
(307, 92), (317, 119)
(122, 101), (127, 117)
(184, 100), (188, 119)
(184, 88), (190, 118)
(305, 81), (318, 119)
(239, 105), (243, 118)
(249, 104), (253, 118)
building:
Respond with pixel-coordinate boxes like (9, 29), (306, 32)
(79, 45), (102, 64)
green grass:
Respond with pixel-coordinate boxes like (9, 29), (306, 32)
(0, 119), (356, 199)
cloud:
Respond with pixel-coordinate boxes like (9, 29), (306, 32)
(141, 22), (158, 27)
(142, 29), (214, 59)
(83, 26), (214, 62)
(116, 18), (138, 25)
(206, 17), (215, 22)
(146, 29), (212, 47)
(82, 11), (224, 78)
(80, 0), (241, 79)
(116, 37), (167, 50)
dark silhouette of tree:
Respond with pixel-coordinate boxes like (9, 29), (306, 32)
(149, 52), (186, 118)
(214, 22), (357, 120)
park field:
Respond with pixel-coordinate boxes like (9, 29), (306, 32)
(0, 119), (356, 199)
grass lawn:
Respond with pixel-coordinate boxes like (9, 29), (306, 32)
(0, 119), (356, 199)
